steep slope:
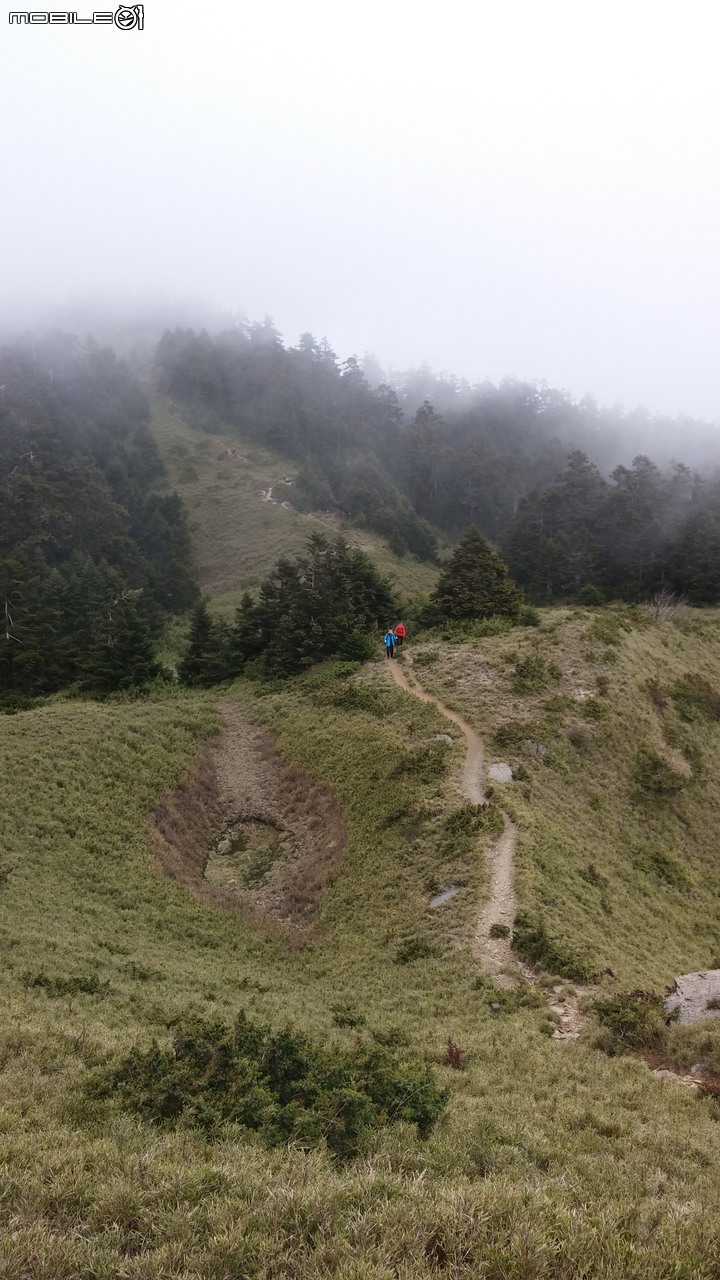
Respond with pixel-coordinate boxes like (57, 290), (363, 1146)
(148, 394), (439, 609)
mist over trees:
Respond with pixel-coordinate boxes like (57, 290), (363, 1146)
(504, 451), (720, 604)
(3, 313), (720, 703)
(154, 321), (720, 605)
(0, 333), (197, 697)
(155, 323), (439, 560)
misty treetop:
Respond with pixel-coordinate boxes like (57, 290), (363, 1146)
(0, 333), (197, 697)
(180, 533), (397, 684)
(153, 322), (720, 607)
(504, 450), (720, 604)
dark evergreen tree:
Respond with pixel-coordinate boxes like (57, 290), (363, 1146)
(197, 535), (397, 682)
(178, 600), (233, 686)
(231, 591), (264, 667)
(82, 594), (161, 692)
(0, 331), (198, 696)
(429, 526), (522, 622)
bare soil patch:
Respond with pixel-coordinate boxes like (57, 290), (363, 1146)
(151, 701), (347, 935)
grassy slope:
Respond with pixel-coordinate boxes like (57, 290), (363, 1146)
(149, 395), (439, 612)
(411, 606), (720, 989)
(1, 637), (720, 1277)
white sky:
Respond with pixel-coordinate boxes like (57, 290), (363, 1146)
(2, 0), (720, 419)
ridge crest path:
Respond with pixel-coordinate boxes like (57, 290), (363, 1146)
(387, 654), (593, 1035)
(387, 656), (519, 986)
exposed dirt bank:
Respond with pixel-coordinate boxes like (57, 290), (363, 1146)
(151, 701), (346, 935)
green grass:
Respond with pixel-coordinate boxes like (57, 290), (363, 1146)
(410, 605), (720, 990)
(149, 394), (439, 612)
(1, 644), (720, 1275)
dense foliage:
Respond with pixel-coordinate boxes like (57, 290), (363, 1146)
(426, 525), (522, 623)
(179, 532), (396, 682)
(94, 1010), (448, 1158)
(154, 324), (720, 605)
(155, 325), (439, 560)
(0, 333), (197, 696)
(504, 450), (720, 604)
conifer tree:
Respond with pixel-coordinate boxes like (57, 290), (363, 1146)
(178, 599), (232, 686)
(231, 591), (263, 667)
(429, 525), (522, 622)
(82, 594), (160, 692)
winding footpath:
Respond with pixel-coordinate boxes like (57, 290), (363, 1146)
(387, 656), (519, 986)
(387, 654), (593, 1038)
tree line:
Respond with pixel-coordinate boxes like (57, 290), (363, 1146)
(0, 332), (197, 698)
(154, 322), (720, 605)
(504, 450), (720, 604)
(179, 533), (397, 684)
(178, 526), (525, 689)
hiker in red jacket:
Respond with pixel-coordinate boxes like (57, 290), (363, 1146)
(394, 621), (407, 647)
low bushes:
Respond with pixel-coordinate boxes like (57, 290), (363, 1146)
(392, 740), (449, 783)
(511, 656), (561, 694)
(593, 991), (720, 1076)
(443, 802), (504, 838)
(90, 1011), (448, 1159)
(671, 673), (720, 722)
(494, 720), (551, 751)
(592, 990), (669, 1056)
(511, 912), (597, 981)
(588, 613), (631, 647)
(24, 970), (110, 998)
(633, 748), (687, 798)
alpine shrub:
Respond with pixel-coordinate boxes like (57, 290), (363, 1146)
(633, 748), (686, 797)
(592, 990), (669, 1056)
(25, 970), (110, 998)
(512, 912), (596, 981)
(671, 673), (720, 722)
(443, 802), (504, 838)
(90, 1011), (447, 1158)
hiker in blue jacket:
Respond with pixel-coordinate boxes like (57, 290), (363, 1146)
(384, 627), (396, 659)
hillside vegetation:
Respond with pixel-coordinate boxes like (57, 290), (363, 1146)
(411, 604), (720, 989)
(0, 336), (198, 700)
(1, 611), (720, 1276)
(2, 323), (720, 1276)
(149, 395), (440, 612)
(153, 323), (720, 607)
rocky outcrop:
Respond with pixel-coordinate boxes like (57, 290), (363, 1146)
(665, 970), (720, 1025)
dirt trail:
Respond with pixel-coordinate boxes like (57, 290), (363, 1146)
(388, 657), (599, 1033)
(387, 659), (485, 804)
(387, 658), (592, 1033)
(387, 657), (518, 984)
